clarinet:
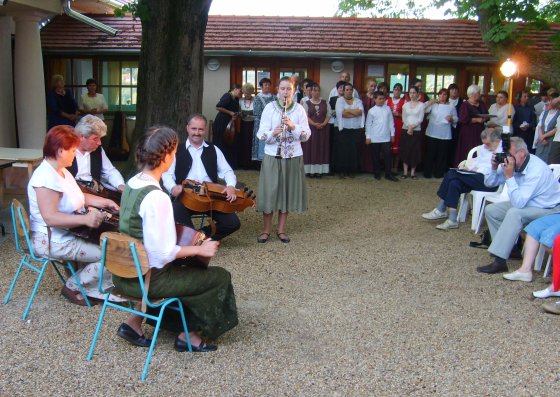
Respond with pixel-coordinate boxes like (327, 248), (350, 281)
(275, 99), (288, 158)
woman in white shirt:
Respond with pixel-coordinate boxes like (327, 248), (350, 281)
(334, 82), (365, 178)
(28, 125), (119, 305)
(256, 77), (311, 244)
(400, 86), (426, 179)
(486, 90), (514, 133)
(114, 126), (238, 352)
(79, 78), (108, 120)
(423, 88), (458, 178)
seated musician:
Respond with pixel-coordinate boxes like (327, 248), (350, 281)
(115, 125), (238, 352)
(67, 114), (125, 193)
(28, 125), (121, 305)
(162, 113), (240, 241)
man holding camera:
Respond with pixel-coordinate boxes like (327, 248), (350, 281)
(477, 136), (560, 274)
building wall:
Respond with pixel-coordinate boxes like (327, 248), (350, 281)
(319, 58), (355, 95)
(202, 56), (231, 129)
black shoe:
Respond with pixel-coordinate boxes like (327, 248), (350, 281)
(509, 247), (523, 260)
(476, 260), (508, 274)
(117, 323), (152, 347)
(374, 173), (382, 180)
(385, 174), (399, 182)
(174, 337), (217, 352)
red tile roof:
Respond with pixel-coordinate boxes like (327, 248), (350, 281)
(41, 14), (560, 61)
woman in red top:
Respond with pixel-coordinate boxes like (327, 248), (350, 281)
(387, 83), (404, 175)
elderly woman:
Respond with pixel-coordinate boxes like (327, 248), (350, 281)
(213, 83), (242, 168)
(28, 125), (119, 305)
(423, 88), (458, 178)
(114, 125), (238, 351)
(256, 76), (311, 244)
(486, 90), (514, 133)
(400, 86), (425, 179)
(238, 82), (255, 168)
(79, 78), (108, 120)
(46, 74), (79, 130)
(455, 84), (489, 164)
(252, 78), (276, 162)
(334, 82), (365, 178)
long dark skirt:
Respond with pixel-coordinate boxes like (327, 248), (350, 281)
(424, 136), (450, 178)
(113, 264), (238, 340)
(332, 128), (360, 173)
(399, 130), (422, 167)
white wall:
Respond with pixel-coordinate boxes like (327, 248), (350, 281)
(202, 56), (231, 138)
(319, 58), (356, 96)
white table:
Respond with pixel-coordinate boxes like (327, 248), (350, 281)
(0, 147), (43, 179)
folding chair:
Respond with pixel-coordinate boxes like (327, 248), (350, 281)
(4, 199), (91, 320)
(87, 231), (192, 381)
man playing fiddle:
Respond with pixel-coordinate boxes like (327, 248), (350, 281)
(162, 113), (240, 241)
(67, 114), (126, 193)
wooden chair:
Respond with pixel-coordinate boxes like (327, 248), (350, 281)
(87, 231), (192, 381)
(4, 199), (92, 320)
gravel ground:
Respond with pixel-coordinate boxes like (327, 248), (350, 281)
(1, 170), (559, 396)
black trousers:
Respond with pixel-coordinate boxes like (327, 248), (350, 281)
(424, 136), (450, 178)
(172, 200), (240, 241)
(371, 142), (392, 176)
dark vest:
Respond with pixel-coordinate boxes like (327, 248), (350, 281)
(67, 146), (103, 181)
(174, 142), (218, 184)
(119, 185), (159, 241)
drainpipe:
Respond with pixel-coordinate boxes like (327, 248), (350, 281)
(62, 0), (118, 36)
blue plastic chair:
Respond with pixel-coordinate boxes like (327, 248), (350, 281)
(4, 199), (92, 320)
(87, 231), (192, 381)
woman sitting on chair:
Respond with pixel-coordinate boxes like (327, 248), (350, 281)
(114, 125), (238, 352)
(28, 125), (120, 305)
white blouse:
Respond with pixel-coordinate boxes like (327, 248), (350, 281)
(257, 100), (311, 158)
(488, 103), (514, 129)
(425, 103), (458, 140)
(127, 173), (180, 269)
(79, 93), (108, 120)
(402, 101), (426, 131)
(336, 97), (365, 130)
(28, 160), (85, 242)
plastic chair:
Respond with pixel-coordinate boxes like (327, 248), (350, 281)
(472, 184), (509, 234)
(456, 146), (478, 223)
(87, 231), (192, 381)
(4, 199), (91, 320)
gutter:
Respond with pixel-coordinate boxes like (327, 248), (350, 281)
(62, 0), (118, 36)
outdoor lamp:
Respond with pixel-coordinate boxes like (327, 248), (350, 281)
(500, 58), (517, 133)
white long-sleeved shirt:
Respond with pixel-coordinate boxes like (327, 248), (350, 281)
(402, 101), (425, 131)
(488, 103), (514, 131)
(162, 140), (237, 192)
(74, 147), (125, 189)
(365, 105), (394, 143)
(257, 100), (311, 158)
(336, 97), (365, 130)
(425, 103), (458, 140)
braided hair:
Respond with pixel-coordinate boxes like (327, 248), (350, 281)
(135, 125), (178, 170)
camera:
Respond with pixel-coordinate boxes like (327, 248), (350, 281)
(495, 132), (511, 164)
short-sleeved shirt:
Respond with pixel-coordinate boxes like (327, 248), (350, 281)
(28, 160), (85, 242)
(79, 93), (108, 120)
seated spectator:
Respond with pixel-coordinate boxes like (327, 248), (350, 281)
(539, 234), (560, 314)
(477, 137), (560, 274)
(503, 213), (560, 282)
(422, 129), (501, 230)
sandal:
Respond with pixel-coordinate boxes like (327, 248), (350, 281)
(400, 174), (408, 179)
(276, 232), (290, 243)
(257, 232), (270, 243)
(411, 175), (418, 180)
(61, 285), (91, 306)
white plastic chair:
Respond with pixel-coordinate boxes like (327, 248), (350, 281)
(473, 184), (510, 234)
(456, 147), (479, 223)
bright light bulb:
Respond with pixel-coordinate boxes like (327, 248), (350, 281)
(500, 58), (517, 78)
(397, 73), (402, 79)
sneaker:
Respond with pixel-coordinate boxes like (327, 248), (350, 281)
(422, 208), (447, 220)
(542, 301), (560, 315)
(533, 287), (560, 299)
(436, 219), (459, 230)
(503, 270), (532, 282)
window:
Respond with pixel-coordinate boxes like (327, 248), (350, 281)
(101, 60), (138, 112)
(48, 58), (93, 101)
(416, 66), (457, 97)
(279, 68), (308, 80)
(242, 67), (270, 93)
(388, 63), (409, 92)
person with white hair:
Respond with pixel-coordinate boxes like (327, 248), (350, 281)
(454, 84), (490, 164)
(67, 114), (125, 192)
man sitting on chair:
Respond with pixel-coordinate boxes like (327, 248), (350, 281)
(67, 114), (125, 192)
(162, 113), (240, 241)
(422, 129), (501, 230)
(477, 137), (560, 274)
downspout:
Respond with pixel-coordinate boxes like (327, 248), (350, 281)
(62, 0), (118, 36)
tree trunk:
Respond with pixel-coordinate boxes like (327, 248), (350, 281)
(123, 0), (212, 177)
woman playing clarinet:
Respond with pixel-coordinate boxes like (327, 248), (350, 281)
(255, 76), (311, 243)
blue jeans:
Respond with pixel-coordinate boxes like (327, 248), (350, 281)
(436, 169), (496, 208)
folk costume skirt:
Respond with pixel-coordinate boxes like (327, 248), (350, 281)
(399, 130), (422, 167)
(257, 154), (308, 213)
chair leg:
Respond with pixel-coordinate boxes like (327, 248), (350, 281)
(4, 256), (29, 304)
(65, 262), (92, 308)
(474, 200), (487, 235)
(87, 300), (109, 361)
(178, 302), (192, 353)
(544, 255), (553, 278)
(141, 318), (163, 381)
(22, 261), (49, 320)
(534, 244), (546, 272)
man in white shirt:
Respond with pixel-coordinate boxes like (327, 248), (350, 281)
(328, 71), (360, 99)
(68, 114), (125, 192)
(162, 113), (240, 240)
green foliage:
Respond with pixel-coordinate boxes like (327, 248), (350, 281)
(114, 0), (150, 21)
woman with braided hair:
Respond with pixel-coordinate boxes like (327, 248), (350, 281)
(114, 125), (238, 352)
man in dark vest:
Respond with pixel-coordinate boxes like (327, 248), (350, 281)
(162, 113), (240, 241)
(67, 114), (125, 192)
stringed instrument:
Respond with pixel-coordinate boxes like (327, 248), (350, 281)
(70, 207), (119, 244)
(76, 180), (122, 205)
(179, 179), (255, 214)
